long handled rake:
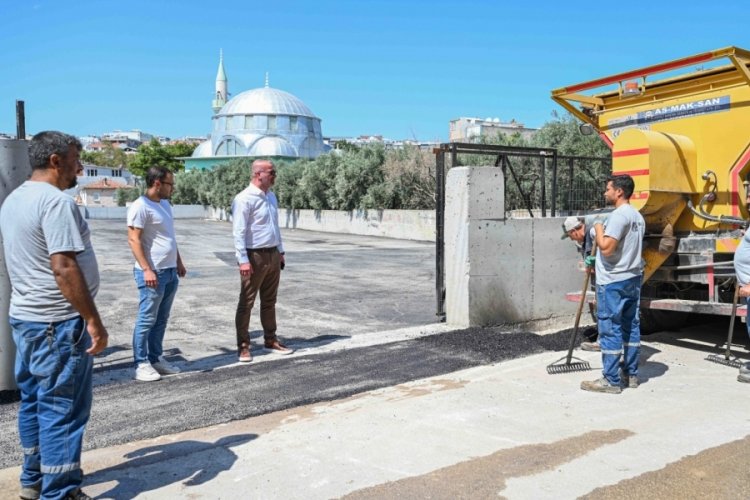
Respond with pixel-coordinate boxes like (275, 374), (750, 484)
(706, 283), (745, 369)
(547, 244), (596, 374)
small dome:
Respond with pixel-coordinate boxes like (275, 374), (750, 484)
(191, 140), (213, 158)
(218, 87), (317, 118)
(248, 136), (298, 157)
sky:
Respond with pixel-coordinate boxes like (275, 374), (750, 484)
(1, 0), (749, 142)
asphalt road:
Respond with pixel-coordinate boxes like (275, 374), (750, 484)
(90, 219), (438, 370)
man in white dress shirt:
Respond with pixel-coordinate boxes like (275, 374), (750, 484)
(232, 159), (293, 362)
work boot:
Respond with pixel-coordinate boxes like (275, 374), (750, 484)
(19, 482), (41, 500)
(65, 489), (92, 500)
(580, 341), (600, 352)
(581, 326), (598, 342)
(581, 377), (622, 394)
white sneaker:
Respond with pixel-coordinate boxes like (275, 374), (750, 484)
(152, 356), (181, 375)
(135, 362), (161, 382)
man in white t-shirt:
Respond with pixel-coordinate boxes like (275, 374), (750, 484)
(127, 166), (186, 382)
(581, 175), (645, 395)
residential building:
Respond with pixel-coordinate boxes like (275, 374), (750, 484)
(449, 117), (537, 142)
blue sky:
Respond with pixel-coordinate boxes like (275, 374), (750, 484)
(1, 0), (748, 141)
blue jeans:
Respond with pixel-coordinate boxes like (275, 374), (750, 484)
(11, 316), (93, 500)
(132, 268), (179, 365)
(597, 275), (642, 385)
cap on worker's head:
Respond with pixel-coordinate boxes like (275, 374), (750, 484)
(561, 216), (583, 239)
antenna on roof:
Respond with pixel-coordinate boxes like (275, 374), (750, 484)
(265, 72), (269, 88)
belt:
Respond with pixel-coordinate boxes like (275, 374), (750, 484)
(248, 247), (278, 253)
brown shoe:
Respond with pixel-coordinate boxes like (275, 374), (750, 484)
(238, 345), (252, 363)
(264, 340), (294, 355)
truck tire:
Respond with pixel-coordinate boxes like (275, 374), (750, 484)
(640, 309), (689, 334)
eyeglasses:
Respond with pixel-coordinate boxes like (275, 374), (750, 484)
(161, 181), (174, 186)
(263, 170), (277, 176)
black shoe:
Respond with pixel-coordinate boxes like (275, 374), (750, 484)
(581, 326), (598, 342)
(65, 489), (92, 500)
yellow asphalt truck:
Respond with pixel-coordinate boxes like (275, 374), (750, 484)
(552, 47), (750, 331)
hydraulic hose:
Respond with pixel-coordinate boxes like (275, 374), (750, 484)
(685, 197), (749, 229)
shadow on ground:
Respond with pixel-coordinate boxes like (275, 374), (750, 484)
(85, 434), (256, 499)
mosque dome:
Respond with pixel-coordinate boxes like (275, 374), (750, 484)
(218, 87), (318, 118)
(182, 53), (327, 170)
(191, 140), (213, 158)
(248, 136), (298, 157)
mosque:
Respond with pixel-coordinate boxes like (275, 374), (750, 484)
(184, 52), (327, 170)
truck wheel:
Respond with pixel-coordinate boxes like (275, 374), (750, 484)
(640, 309), (689, 334)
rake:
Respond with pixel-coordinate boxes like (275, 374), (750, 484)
(547, 244), (596, 375)
(706, 283), (745, 369)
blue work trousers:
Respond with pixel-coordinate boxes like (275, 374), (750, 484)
(132, 267), (179, 365)
(596, 275), (642, 385)
(11, 316), (93, 500)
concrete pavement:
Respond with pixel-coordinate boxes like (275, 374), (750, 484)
(2, 325), (749, 499)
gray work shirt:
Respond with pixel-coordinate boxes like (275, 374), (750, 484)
(595, 203), (645, 285)
(0, 181), (100, 322)
(734, 230), (750, 285)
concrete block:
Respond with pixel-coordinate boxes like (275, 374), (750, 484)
(445, 166), (587, 328)
(445, 168), (471, 327)
(465, 166), (504, 220)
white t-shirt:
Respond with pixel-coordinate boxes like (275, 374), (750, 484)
(127, 196), (178, 270)
(0, 181), (100, 321)
(595, 203), (645, 285)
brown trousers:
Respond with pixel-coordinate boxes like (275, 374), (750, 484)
(235, 249), (281, 348)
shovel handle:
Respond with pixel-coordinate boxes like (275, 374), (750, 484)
(725, 282), (741, 360)
(566, 242), (597, 364)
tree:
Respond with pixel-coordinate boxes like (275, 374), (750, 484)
(172, 169), (211, 205)
(115, 186), (142, 206)
(129, 139), (196, 176)
(531, 112), (610, 157)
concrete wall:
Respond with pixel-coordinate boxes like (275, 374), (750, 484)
(445, 166), (582, 328)
(279, 209), (434, 241)
(205, 206), (435, 242)
(0, 139), (31, 391)
(82, 204), (211, 220)
(84, 204), (435, 242)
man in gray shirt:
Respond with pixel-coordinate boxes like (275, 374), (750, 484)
(733, 218), (750, 383)
(0, 131), (108, 499)
(581, 175), (645, 395)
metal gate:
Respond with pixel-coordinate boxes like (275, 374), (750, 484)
(433, 143), (611, 320)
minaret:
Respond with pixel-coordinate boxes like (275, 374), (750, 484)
(212, 49), (228, 114)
